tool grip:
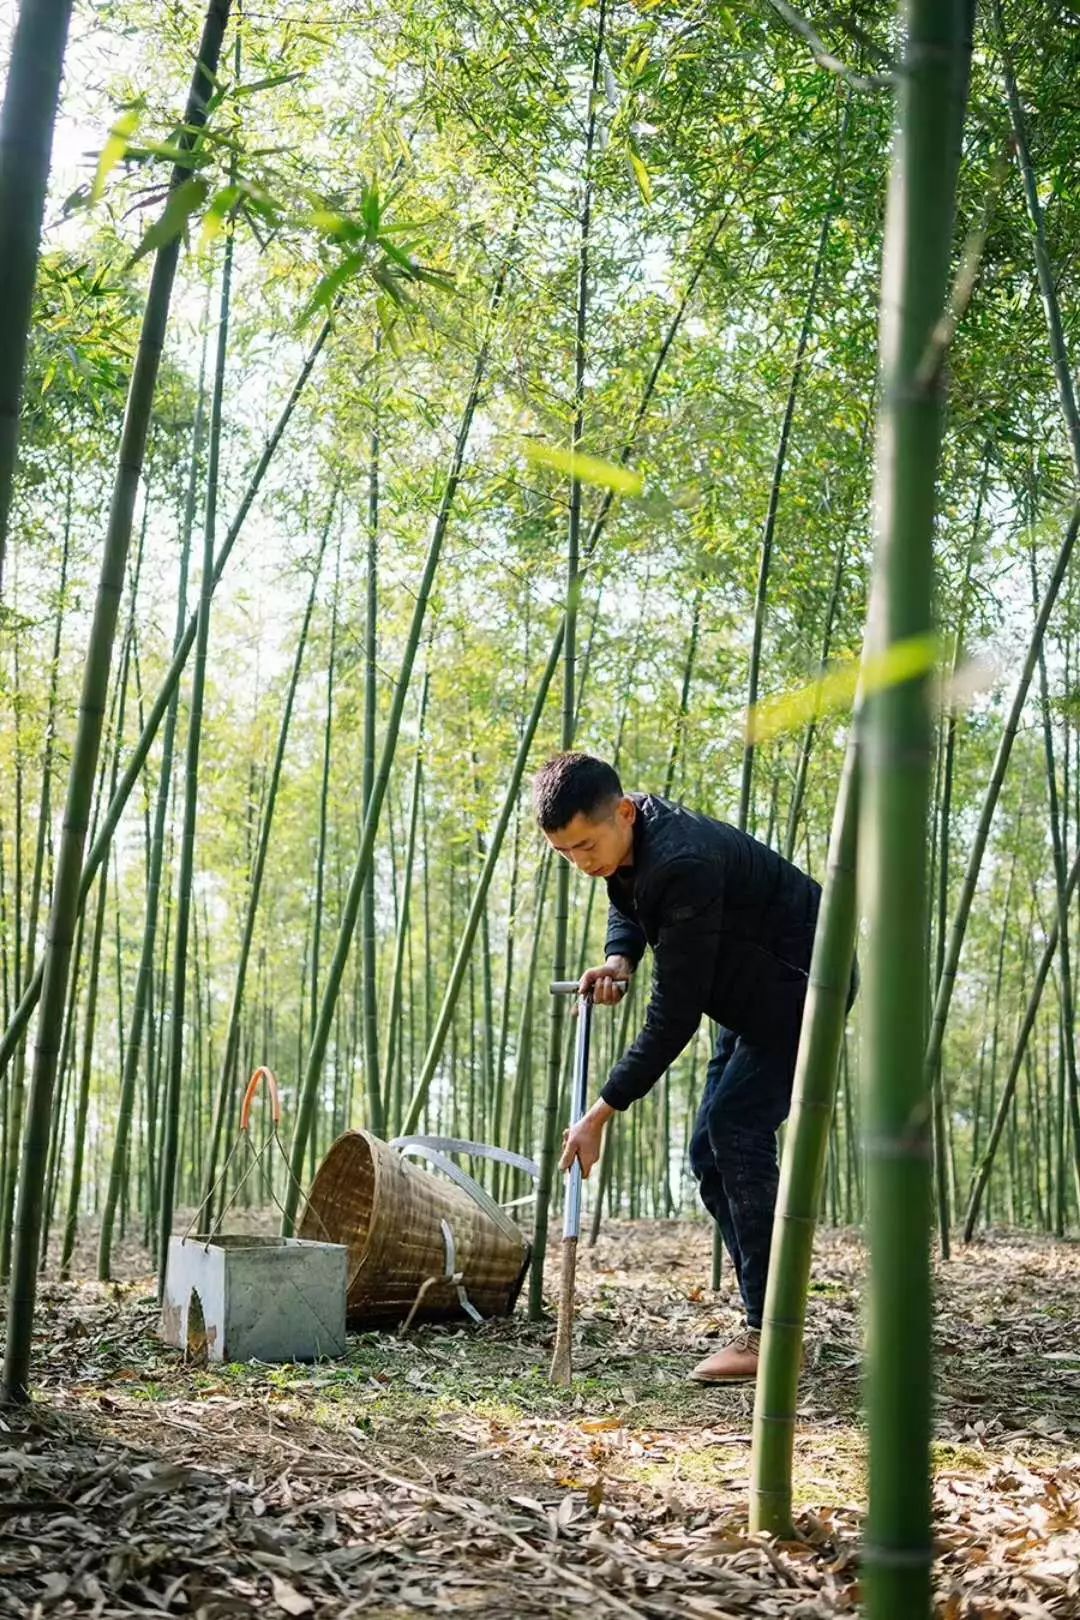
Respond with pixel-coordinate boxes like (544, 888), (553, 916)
(549, 977), (627, 996)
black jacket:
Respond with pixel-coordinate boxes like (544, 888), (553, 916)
(600, 793), (822, 1110)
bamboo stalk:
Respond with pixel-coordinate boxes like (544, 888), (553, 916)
(362, 390), (382, 1134)
(738, 185), (838, 830)
(0, 0), (74, 597)
(158, 102), (238, 1290)
(198, 490), (333, 1231)
(750, 738), (858, 1535)
(382, 675), (429, 1135)
(859, 6), (972, 1613)
(531, 0), (605, 1316)
(97, 328), (207, 1281)
(0, 311), (336, 1084)
(283, 260), (511, 1228)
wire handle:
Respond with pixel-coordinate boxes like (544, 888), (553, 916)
(240, 1064), (281, 1131)
(180, 1064), (332, 1249)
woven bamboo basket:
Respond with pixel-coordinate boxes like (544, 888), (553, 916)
(298, 1130), (531, 1327)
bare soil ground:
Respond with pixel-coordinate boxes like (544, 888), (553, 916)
(3, 1218), (1079, 1618)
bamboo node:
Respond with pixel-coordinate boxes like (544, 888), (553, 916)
(861, 1541), (934, 1569)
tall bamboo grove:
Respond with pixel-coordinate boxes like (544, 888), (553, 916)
(1, 0), (233, 1405)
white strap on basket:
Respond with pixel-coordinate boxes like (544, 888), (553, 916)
(440, 1219), (482, 1324)
(388, 1135), (538, 1245)
(399, 1217), (484, 1334)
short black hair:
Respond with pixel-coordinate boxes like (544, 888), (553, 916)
(532, 752), (623, 831)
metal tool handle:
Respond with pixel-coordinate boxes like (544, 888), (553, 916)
(563, 992), (593, 1240)
(549, 977), (627, 996)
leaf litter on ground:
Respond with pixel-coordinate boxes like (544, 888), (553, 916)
(2, 1218), (1077, 1617)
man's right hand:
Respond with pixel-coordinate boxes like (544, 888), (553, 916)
(578, 955), (633, 1006)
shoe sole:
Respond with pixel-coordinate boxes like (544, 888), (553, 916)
(686, 1369), (758, 1384)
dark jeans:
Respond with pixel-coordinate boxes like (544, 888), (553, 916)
(688, 966), (857, 1329)
(688, 1027), (796, 1330)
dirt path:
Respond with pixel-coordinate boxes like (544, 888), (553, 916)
(3, 1221), (1078, 1617)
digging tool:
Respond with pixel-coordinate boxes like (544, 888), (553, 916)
(548, 980), (594, 1385)
(548, 974), (629, 1384)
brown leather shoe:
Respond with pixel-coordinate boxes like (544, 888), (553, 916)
(689, 1328), (761, 1383)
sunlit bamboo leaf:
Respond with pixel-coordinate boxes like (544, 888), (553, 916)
(231, 70), (303, 97)
(628, 144), (653, 205)
(90, 106), (142, 205)
(197, 184), (242, 248)
(747, 633), (939, 743)
(127, 177), (209, 266)
(522, 444), (644, 495)
(297, 249), (367, 325)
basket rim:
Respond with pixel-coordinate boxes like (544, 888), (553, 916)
(302, 1128), (531, 1307)
(301, 1129), (388, 1294)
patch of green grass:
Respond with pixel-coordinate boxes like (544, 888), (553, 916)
(625, 1445), (745, 1492)
(931, 1439), (991, 1472)
(127, 1381), (171, 1402)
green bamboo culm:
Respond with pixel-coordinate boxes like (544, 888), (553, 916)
(382, 671), (430, 1134)
(198, 493), (332, 1233)
(400, 624), (565, 1137)
(362, 385), (382, 1135)
(529, 0), (605, 1319)
(0, 0), (75, 597)
(922, 0), (1080, 1104)
(61, 571), (141, 1279)
(96, 329), (209, 1281)
(749, 737), (859, 1538)
(0, 311), (334, 1088)
(858, 3), (972, 1615)
(1, 0), (232, 1403)
(280, 260), (510, 1232)
(159, 104), (239, 1293)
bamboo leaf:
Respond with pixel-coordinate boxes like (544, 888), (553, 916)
(361, 180), (381, 240)
(198, 184), (242, 248)
(123, 139), (210, 169)
(127, 177), (209, 267)
(231, 70), (304, 97)
(522, 443), (644, 495)
(377, 235), (418, 272)
(297, 249), (367, 326)
(628, 144), (653, 205)
(371, 262), (419, 308)
(90, 106), (142, 205)
(307, 209), (363, 241)
(408, 264), (457, 293)
(747, 633), (939, 744)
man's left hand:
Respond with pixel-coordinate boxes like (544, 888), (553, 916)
(560, 1099), (616, 1176)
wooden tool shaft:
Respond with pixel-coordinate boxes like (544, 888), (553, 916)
(549, 1234), (578, 1386)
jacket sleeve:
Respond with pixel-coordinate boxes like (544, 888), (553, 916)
(604, 897), (647, 968)
(600, 856), (723, 1110)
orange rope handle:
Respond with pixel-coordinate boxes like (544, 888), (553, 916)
(240, 1065), (282, 1132)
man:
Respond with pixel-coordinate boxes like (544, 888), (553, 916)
(534, 751), (855, 1383)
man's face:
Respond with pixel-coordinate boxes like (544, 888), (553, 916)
(543, 798), (636, 880)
